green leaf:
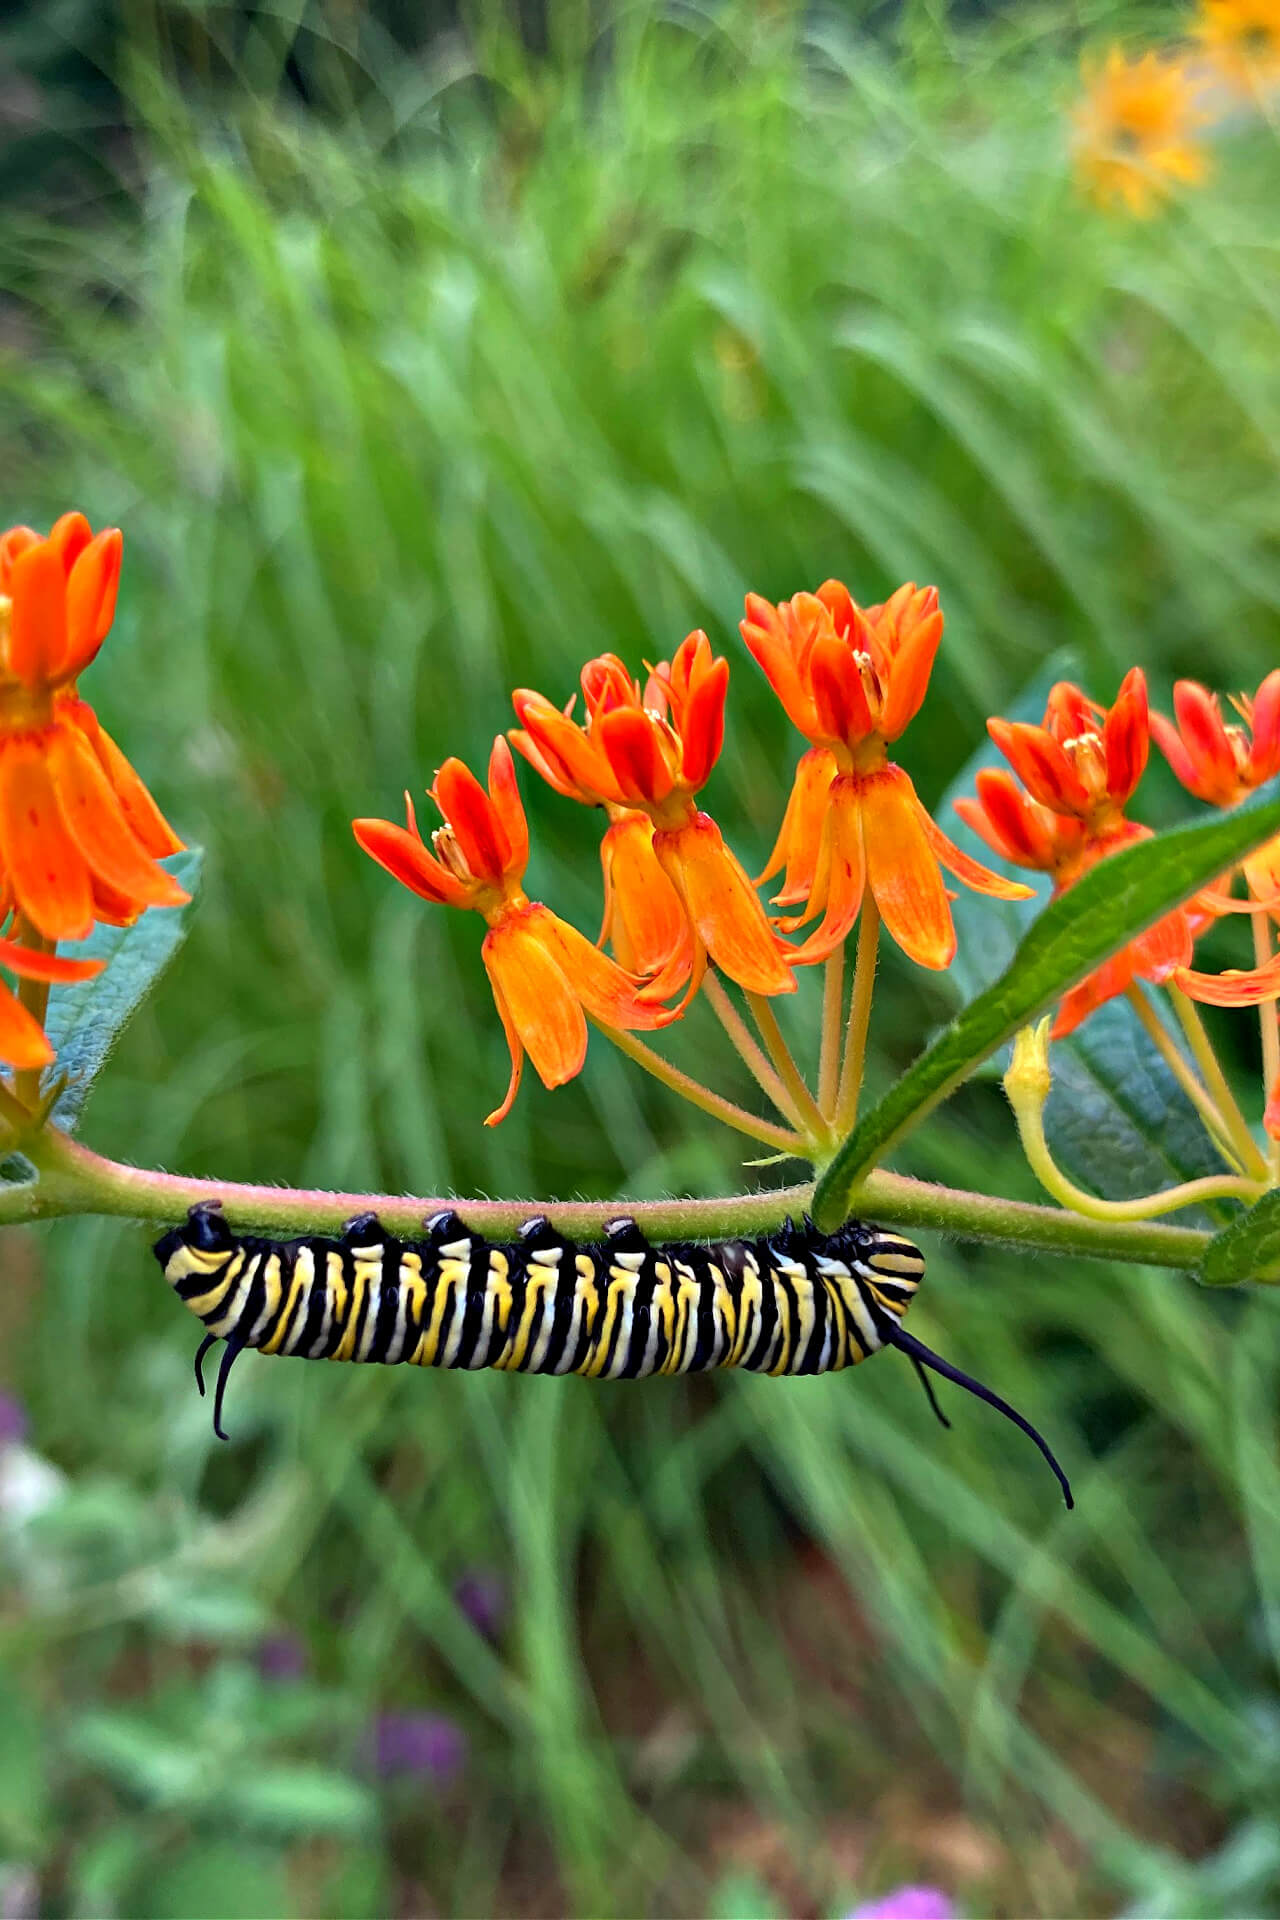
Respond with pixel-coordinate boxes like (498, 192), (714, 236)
(938, 656), (1233, 1220)
(1199, 1192), (1280, 1286)
(219, 1764), (375, 1837)
(813, 777), (1280, 1234)
(42, 850), (203, 1131)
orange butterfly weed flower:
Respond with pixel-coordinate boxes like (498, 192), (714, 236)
(0, 515), (187, 944)
(353, 737), (674, 1124)
(510, 674), (693, 1000)
(1071, 48), (1208, 217)
(1195, 0), (1280, 96)
(960, 669), (1280, 1036)
(740, 580), (1030, 970)
(1152, 672), (1280, 897)
(512, 633), (793, 1001)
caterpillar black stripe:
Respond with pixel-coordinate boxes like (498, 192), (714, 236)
(154, 1205), (1072, 1507)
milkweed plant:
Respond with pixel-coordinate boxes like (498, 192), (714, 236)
(6, 511), (1280, 1408)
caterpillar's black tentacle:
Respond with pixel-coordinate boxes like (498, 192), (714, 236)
(881, 1321), (1073, 1511)
(212, 1340), (243, 1443)
(911, 1355), (951, 1430)
(154, 1206), (1072, 1508)
(193, 1333), (216, 1398)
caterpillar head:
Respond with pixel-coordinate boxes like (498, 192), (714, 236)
(154, 1201), (235, 1269)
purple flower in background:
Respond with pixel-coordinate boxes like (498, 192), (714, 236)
(373, 1711), (468, 1789)
(848, 1889), (955, 1920)
(0, 1393), (27, 1449)
(257, 1632), (308, 1682)
(454, 1569), (506, 1640)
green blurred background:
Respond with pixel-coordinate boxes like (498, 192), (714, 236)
(2, 2), (1280, 1914)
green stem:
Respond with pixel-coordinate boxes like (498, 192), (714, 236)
(597, 1027), (803, 1155)
(7, 1128), (1215, 1270)
(1249, 909), (1280, 1180)
(1010, 1074), (1264, 1221)
(1166, 984), (1269, 1182)
(1125, 986), (1254, 1177)
(835, 896), (879, 1136)
(818, 943), (845, 1119)
(701, 971), (801, 1126)
(744, 991), (830, 1147)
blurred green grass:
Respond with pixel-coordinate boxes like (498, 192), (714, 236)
(3, 2), (1280, 1914)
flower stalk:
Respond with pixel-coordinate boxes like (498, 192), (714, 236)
(7, 1122), (1217, 1271)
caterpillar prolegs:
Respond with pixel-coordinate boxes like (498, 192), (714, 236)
(153, 1205), (1072, 1507)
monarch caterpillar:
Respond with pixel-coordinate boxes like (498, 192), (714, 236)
(154, 1204), (1072, 1507)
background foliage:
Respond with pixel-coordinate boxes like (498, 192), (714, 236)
(2, 1), (1280, 1913)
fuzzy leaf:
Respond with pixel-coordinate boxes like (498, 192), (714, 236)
(41, 850), (203, 1131)
(1198, 1191), (1280, 1286)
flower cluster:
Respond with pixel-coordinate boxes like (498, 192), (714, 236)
(0, 516), (187, 1079)
(356, 576), (1041, 1140)
(1071, 2), (1280, 215)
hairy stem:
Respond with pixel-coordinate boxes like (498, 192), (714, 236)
(1166, 983), (1268, 1180)
(1010, 1075), (1264, 1221)
(818, 943), (845, 1119)
(744, 992), (829, 1147)
(599, 1028), (804, 1154)
(701, 972), (802, 1127)
(1126, 987), (1255, 1177)
(835, 896), (879, 1135)
(4, 1127), (1216, 1270)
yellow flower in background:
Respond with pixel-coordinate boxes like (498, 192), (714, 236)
(1072, 48), (1208, 215)
(1196, 0), (1280, 96)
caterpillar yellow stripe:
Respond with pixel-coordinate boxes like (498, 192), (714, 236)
(153, 1204), (1071, 1507)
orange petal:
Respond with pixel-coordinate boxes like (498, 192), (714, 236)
(509, 727), (588, 803)
(62, 529), (122, 678)
(1172, 951), (1280, 1006)
(988, 718), (1091, 816)
(482, 912), (589, 1091)
(486, 736), (529, 887)
(77, 713), (185, 858)
(655, 812), (795, 996)
(0, 738), (93, 941)
(0, 527), (40, 593)
(432, 757), (508, 884)
(8, 541), (67, 687)
(0, 978), (54, 1072)
(47, 512), (93, 573)
(533, 903), (675, 1029)
(740, 595), (822, 741)
(595, 706), (677, 807)
(1052, 955), (1133, 1038)
(1103, 667), (1149, 806)
(679, 652), (728, 790)
(511, 689), (620, 804)
(1250, 671), (1280, 784)
(599, 813), (692, 993)
(878, 607), (943, 742)
(786, 778), (867, 965)
(760, 747), (838, 903)
(482, 967), (525, 1127)
(861, 764), (955, 970)
(957, 769), (1055, 870)
(808, 632), (873, 745)
(0, 935), (103, 983)
(920, 806), (1036, 901)
(1130, 907), (1194, 981)
(1172, 679), (1236, 801)
(46, 724), (189, 911)
(352, 816), (473, 908)
(1150, 709), (1201, 796)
